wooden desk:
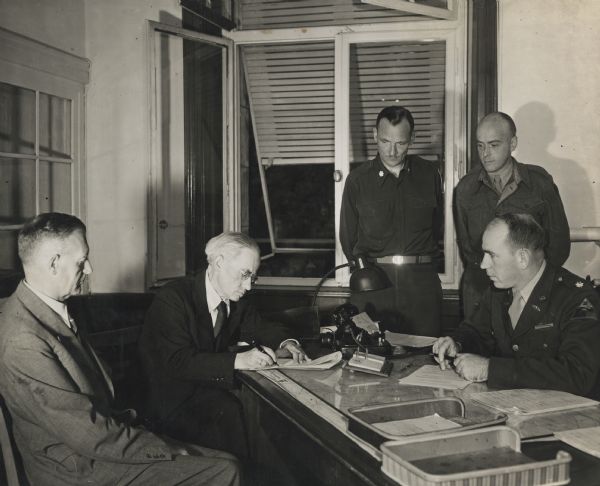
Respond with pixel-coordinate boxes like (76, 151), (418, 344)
(239, 353), (600, 486)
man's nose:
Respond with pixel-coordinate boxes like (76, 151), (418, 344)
(391, 144), (399, 156)
(84, 260), (93, 274)
(480, 255), (490, 270)
(481, 144), (490, 158)
(242, 277), (252, 291)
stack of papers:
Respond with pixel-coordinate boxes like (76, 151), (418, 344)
(555, 426), (600, 458)
(471, 389), (599, 415)
(254, 351), (343, 371)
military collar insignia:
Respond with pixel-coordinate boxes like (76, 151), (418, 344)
(576, 281), (584, 288)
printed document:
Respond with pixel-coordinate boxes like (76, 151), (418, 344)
(471, 389), (599, 415)
(555, 426), (600, 459)
(373, 413), (461, 436)
(253, 351), (343, 371)
(398, 365), (472, 390)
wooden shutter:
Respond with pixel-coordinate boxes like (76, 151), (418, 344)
(243, 41), (335, 165)
(349, 40), (446, 162)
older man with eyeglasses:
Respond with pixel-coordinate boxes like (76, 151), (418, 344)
(139, 232), (308, 469)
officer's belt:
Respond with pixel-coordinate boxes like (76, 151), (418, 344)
(376, 255), (433, 265)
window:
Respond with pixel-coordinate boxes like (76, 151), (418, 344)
(0, 29), (87, 274)
(227, 1), (466, 289)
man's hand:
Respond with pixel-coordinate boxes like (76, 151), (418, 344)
(234, 346), (277, 369)
(277, 341), (311, 364)
(453, 353), (489, 382)
(432, 336), (460, 370)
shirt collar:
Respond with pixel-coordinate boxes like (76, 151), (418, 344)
(22, 280), (71, 328)
(478, 158), (520, 187)
(205, 271), (229, 312)
(517, 260), (547, 303)
(373, 155), (410, 186)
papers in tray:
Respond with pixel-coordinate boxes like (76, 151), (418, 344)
(373, 413), (461, 436)
(385, 332), (438, 348)
(471, 389), (599, 415)
(555, 426), (600, 459)
(256, 351), (343, 371)
(397, 365), (472, 390)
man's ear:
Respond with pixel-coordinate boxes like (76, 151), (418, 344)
(515, 248), (530, 269)
(214, 254), (224, 269)
(373, 127), (378, 143)
(49, 254), (60, 275)
(510, 135), (518, 152)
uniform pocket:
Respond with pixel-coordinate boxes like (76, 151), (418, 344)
(406, 195), (436, 231)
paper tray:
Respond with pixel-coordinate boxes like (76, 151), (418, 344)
(381, 426), (571, 486)
(348, 397), (506, 448)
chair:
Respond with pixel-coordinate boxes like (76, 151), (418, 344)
(0, 395), (26, 486)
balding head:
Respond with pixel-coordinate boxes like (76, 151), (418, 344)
(476, 112), (518, 175)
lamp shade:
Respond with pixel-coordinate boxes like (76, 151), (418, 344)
(311, 256), (391, 307)
(349, 255), (392, 292)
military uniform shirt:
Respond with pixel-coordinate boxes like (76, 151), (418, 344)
(340, 154), (443, 261)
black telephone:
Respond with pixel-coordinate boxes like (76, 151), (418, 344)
(320, 303), (393, 358)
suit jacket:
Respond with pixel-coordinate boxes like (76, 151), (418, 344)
(139, 270), (291, 423)
(0, 283), (173, 486)
(452, 264), (600, 396)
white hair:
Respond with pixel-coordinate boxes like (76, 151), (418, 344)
(205, 232), (259, 265)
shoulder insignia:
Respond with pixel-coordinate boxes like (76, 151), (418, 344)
(576, 281), (584, 288)
(378, 170), (384, 177)
(573, 297), (598, 319)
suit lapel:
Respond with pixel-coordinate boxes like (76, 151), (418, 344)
(16, 283), (114, 399)
(513, 265), (554, 338)
(192, 271), (216, 347)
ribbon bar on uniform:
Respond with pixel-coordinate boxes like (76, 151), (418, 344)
(376, 255), (433, 265)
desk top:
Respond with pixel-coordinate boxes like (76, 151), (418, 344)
(240, 352), (600, 486)
(278, 353), (600, 439)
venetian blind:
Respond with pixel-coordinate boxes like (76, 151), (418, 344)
(243, 40), (445, 165)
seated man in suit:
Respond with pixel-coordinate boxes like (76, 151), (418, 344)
(433, 213), (600, 396)
(0, 212), (240, 486)
(139, 232), (309, 462)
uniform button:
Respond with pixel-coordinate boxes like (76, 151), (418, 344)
(512, 344), (519, 352)
(543, 343), (548, 349)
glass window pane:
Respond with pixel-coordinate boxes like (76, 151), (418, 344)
(39, 92), (71, 158)
(0, 157), (36, 223)
(249, 163), (335, 278)
(0, 230), (20, 272)
(39, 161), (71, 214)
(0, 82), (36, 155)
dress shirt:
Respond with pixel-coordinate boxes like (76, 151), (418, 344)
(205, 272), (230, 328)
(518, 260), (547, 305)
(22, 280), (75, 332)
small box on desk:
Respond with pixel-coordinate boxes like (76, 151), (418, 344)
(348, 397), (506, 448)
(381, 426), (571, 486)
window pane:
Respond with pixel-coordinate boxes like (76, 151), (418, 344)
(39, 161), (71, 213)
(0, 157), (36, 223)
(0, 82), (36, 155)
(0, 230), (20, 272)
(249, 162), (335, 278)
(39, 92), (71, 158)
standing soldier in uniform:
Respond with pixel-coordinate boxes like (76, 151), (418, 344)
(454, 112), (570, 319)
(340, 106), (443, 336)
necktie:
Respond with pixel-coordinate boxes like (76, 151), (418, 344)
(68, 315), (78, 336)
(508, 292), (525, 328)
(493, 175), (504, 194)
(214, 301), (227, 337)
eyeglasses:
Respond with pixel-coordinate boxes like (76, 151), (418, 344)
(240, 269), (258, 284)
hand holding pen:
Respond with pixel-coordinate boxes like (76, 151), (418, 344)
(233, 340), (277, 369)
(431, 336), (460, 370)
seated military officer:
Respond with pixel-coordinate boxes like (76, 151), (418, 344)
(433, 213), (600, 396)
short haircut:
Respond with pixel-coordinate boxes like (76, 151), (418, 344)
(480, 112), (517, 137)
(490, 213), (546, 253)
(375, 106), (415, 133)
(18, 212), (86, 265)
(205, 232), (259, 265)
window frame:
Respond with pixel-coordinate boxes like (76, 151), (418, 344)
(225, 4), (467, 289)
(0, 27), (87, 231)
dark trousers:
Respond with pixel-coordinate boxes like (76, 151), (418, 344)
(460, 263), (493, 320)
(157, 388), (249, 463)
(350, 262), (442, 336)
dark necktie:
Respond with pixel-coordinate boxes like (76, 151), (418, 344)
(214, 301), (227, 337)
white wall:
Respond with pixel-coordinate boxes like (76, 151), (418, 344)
(84, 0), (181, 291)
(499, 0), (600, 279)
(0, 0), (85, 56)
